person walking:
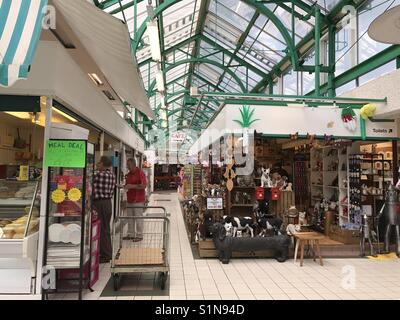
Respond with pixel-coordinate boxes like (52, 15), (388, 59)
(93, 156), (116, 263)
(124, 158), (147, 242)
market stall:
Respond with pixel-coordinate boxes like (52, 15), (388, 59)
(187, 101), (399, 259)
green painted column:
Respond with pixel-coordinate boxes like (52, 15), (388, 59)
(327, 24), (336, 98)
(360, 116), (366, 140)
(315, 6), (321, 97)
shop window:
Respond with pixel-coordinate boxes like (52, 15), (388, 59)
(359, 60), (396, 85)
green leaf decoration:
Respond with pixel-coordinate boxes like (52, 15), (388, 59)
(233, 105), (260, 128)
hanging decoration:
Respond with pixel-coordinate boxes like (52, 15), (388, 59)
(233, 105), (260, 128)
(223, 163), (236, 192)
(341, 107), (357, 132)
(360, 103), (377, 120)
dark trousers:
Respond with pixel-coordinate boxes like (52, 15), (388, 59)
(93, 199), (112, 260)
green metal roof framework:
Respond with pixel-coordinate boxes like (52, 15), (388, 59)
(94, 0), (400, 133)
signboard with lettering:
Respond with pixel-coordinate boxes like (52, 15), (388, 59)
(365, 119), (398, 138)
(44, 140), (87, 168)
(207, 197), (223, 210)
(171, 131), (187, 143)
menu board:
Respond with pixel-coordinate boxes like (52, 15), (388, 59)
(44, 140), (86, 168)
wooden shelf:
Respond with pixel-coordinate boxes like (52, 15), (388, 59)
(231, 204), (254, 207)
(232, 186), (256, 190)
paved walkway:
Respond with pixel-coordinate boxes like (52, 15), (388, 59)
(55, 192), (400, 300)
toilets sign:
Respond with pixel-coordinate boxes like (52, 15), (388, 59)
(365, 120), (398, 138)
(44, 140), (87, 168)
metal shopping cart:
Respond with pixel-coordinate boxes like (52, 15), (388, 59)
(111, 206), (170, 291)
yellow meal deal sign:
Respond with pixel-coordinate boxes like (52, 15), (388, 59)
(68, 188), (82, 202)
(44, 140), (86, 168)
(51, 189), (65, 204)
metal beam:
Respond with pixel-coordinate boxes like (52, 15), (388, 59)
(132, 0), (300, 71)
(307, 45), (400, 96)
(215, 11), (260, 92)
(138, 33), (269, 79)
(148, 58), (247, 93)
(251, 0), (366, 93)
(185, 0), (211, 91)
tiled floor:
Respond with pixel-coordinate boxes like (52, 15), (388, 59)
(53, 192), (400, 300)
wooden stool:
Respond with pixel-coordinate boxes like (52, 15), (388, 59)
(293, 232), (324, 266)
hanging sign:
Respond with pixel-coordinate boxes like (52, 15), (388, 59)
(365, 119), (397, 138)
(44, 140), (86, 168)
(171, 131), (187, 143)
(207, 197), (223, 210)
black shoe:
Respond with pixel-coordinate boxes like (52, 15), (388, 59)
(100, 258), (111, 263)
(133, 237), (143, 242)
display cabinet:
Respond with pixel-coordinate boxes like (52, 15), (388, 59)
(0, 180), (41, 294)
(42, 141), (94, 299)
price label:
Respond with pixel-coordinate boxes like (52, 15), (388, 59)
(207, 197), (223, 210)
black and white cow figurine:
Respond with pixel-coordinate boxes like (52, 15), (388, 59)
(254, 203), (283, 237)
(222, 215), (254, 238)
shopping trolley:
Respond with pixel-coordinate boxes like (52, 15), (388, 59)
(111, 206), (170, 291)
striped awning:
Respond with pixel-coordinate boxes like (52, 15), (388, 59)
(0, 0), (48, 87)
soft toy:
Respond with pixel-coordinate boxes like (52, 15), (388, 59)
(360, 103), (376, 120)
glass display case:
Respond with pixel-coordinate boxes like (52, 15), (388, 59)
(0, 180), (41, 294)
(0, 180), (40, 240)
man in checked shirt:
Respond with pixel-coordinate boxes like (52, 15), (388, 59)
(93, 156), (116, 263)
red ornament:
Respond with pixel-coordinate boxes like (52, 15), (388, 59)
(271, 187), (280, 201)
(256, 187), (265, 200)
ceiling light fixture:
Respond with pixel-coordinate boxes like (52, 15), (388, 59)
(147, 20), (162, 62)
(52, 107), (78, 123)
(88, 73), (104, 86)
(156, 70), (165, 92)
(5, 112), (32, 120)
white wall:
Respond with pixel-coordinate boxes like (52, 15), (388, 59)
(339, 68), (400, 119)
(0, 41), (145, 152)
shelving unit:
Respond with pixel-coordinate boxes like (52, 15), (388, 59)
(348, 153), (388, 227)
(310, 145), (356, 228)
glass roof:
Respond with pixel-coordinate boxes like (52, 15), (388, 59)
(96, 0), (367, 131)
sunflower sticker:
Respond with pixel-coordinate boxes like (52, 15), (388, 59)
(51, 189), (66, 204)
(68, 188), (82, 202)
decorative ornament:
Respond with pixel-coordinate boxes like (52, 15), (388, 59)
(233, 105), (260, 128)
(68, 188), (82, 202)
(223, 163), (236, 191)
(51, 189), (66, 204)
(341, 107), (357, 132)
(360, 103), (376, 120)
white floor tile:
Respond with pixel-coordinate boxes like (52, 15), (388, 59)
(50, 192), (400, 302)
